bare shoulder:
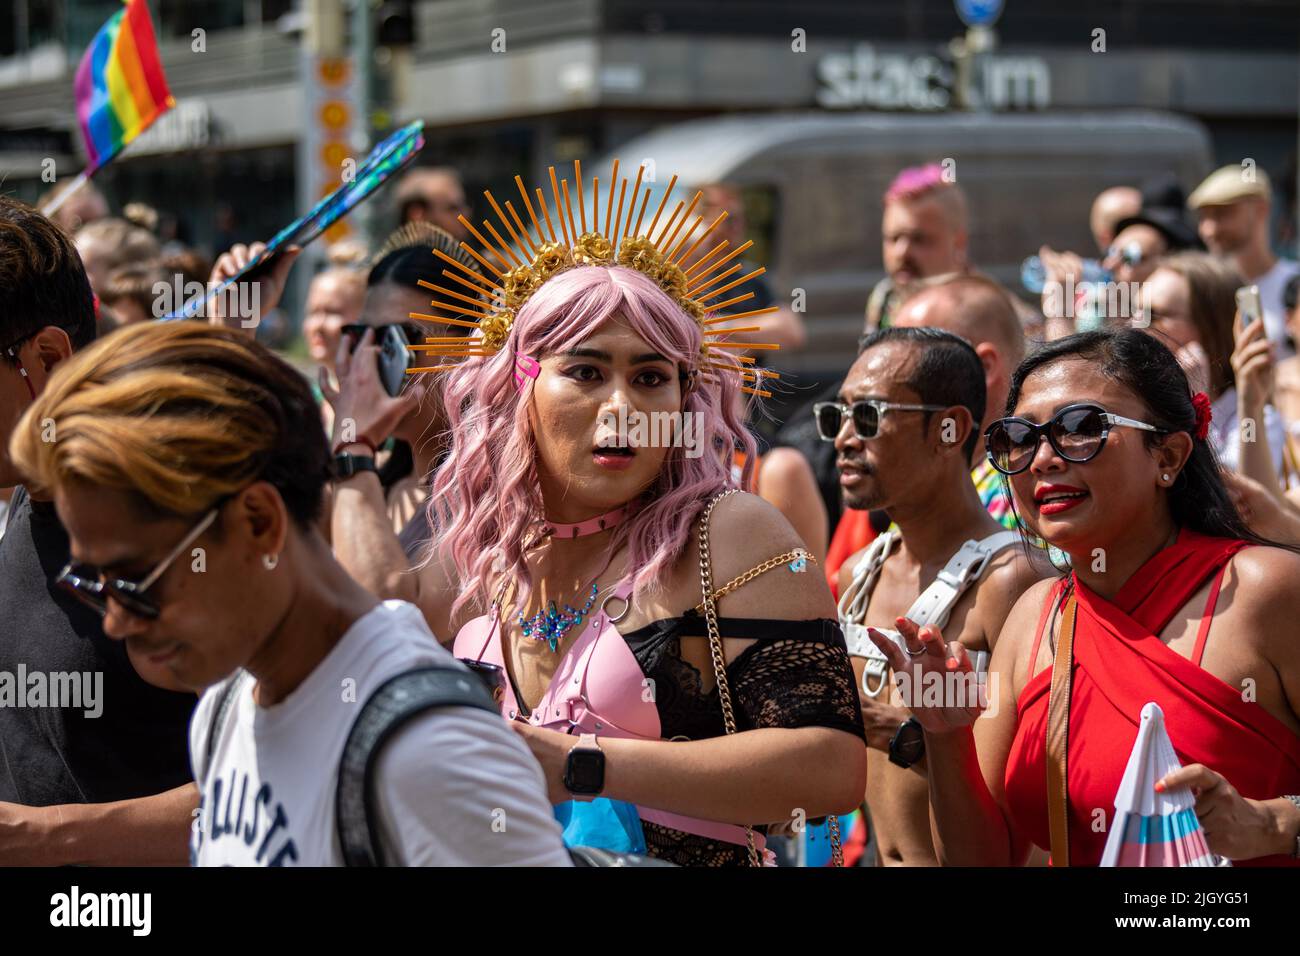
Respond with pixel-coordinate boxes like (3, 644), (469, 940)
(689, 491), (835, 619)
(1226, 545), (1300, 628)
(705, 489), (805, 553)
(837, 541), (871, 599)
(759, 447), (816, 486)
(989, 575), (1062, 689)
(978, 544), (1054, 641)
(1229, 543), (1300, 582)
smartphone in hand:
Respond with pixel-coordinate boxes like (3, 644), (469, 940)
(1236, 285), (1263, 332)
(377, 324), (414, 397)
(340, 323), (416, 398)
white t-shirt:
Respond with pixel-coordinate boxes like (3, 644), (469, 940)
(189, 600), (571, 867)
(1251, 257), (1299, 358)
(1209, 386), (1287, 477)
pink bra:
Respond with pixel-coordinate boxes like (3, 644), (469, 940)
(454, 578), (768, 854)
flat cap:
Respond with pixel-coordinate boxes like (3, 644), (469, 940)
(1188, 164), (1272, 208)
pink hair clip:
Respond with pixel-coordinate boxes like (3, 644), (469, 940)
(513, 354), (540, 390)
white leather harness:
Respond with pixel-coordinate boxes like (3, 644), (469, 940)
(837, 529), (1019, 697)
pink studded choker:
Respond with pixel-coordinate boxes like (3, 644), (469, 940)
(541, 501), (639, 538)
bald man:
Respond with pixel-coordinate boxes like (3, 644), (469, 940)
(893, 275), (1024, 446)
(1090, 186), (1143, 254)
(825, 273), (1025, 594)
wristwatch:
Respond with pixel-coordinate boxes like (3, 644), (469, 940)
(562, 733), (605, 796)
(888, 717), (926, 769)
(331, 452), (377, 481)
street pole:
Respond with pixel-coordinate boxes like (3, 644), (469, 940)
(352, 0), (375, 248)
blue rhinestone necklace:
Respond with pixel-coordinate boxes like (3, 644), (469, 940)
(518, 582), (600, 652)
(511, 502), (639, 653)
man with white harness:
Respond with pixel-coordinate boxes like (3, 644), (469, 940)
(823, 327), (1046, 865)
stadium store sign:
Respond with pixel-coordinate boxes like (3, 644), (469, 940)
(815, 43), (1050, 112)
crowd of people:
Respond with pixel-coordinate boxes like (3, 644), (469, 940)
(0, 151), (1298, 868)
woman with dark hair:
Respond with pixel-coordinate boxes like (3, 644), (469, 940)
(870, 327), (1300, 866)
(1137, 251), (1287, 486)
(324, 223), (481, 585)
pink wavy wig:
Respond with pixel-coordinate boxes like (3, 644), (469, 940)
(428, 264), (757, 619)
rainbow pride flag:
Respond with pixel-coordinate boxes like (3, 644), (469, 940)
(73, 0), (174, 174)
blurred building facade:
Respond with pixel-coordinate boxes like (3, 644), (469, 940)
(1, 0), (1295, 266)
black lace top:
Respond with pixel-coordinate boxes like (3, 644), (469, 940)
(619, 612), (865, 867)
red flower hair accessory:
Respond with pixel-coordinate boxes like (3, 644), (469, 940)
(1191, 391), (1212, 441)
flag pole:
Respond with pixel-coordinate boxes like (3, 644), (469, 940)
(40, 169), (92, 218)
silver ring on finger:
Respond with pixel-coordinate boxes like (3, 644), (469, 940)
(905, 642), (927, 658)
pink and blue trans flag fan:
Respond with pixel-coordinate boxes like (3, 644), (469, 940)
(1100, 702), (1226, 867)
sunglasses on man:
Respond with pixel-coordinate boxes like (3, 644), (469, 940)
(340, 322), (429, 351)
(2, 334), (38, 400)
(1105, 241), (1144, 269)
(984, 403), (1167, 476)
(813, 398), (948, 442)
(56, 506), (220, 620)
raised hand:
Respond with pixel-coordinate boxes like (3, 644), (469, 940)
(867, 617), (986, 734)
(206, 241), (300, 332)
(323, 327), (419, 452)
(1231, 310), (1274, 414)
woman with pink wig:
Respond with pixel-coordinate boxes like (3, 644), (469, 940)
(427, 261), (867, 867)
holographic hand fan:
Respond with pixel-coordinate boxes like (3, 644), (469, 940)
(1100, 702), (1227, 867)
(163, 120), (424, 320)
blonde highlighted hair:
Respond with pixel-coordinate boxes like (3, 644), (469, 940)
(10, 321), (330, 523)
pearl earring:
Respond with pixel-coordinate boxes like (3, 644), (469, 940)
(262, 553), (279, 570)
(1162, 474), (1171, 483)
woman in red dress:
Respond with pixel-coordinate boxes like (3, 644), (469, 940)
(870, 328), (1300, 866)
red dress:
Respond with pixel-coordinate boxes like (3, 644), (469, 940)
(1003, 529), (1300, 866)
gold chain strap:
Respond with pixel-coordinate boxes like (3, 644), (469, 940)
(697, 490), (760, 866)
(696, 490), (843, 868)
(692, 548), (816, 615)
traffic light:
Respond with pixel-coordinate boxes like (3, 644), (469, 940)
(376, 0), (415, 48)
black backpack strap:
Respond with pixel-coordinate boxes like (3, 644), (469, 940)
(336, 664), (498, 867)
(199, 672), (247, 786)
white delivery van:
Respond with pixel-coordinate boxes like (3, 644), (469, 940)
(597, 110), (1212, 382)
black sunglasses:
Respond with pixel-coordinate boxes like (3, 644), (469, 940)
(813, 398), (947, 442)
(341, 322), (430, 349)
(984, 403), (1167, 476)
(56, 507), (220, 620)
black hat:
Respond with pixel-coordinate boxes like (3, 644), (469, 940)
(1113, 177), (1203, 251)
(1113, 209), (1202, 252)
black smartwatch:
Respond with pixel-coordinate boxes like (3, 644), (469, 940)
(331, 453), (377, 481)
(562, 733), (605, 796)
(888, 717), (926, 769)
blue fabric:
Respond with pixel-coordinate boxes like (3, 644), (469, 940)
(554, 798), (646, 855)
(802, 810), (857, 867)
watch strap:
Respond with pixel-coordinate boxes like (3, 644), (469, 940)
(332, 453), (377, 481)
(888, 717), (925, 768)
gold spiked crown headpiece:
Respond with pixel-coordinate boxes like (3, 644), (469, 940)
(406, 159), (781, 397)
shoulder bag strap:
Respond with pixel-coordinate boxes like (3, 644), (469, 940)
(200, 672), (246, 787)
(1045, 589), (1078, 867)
